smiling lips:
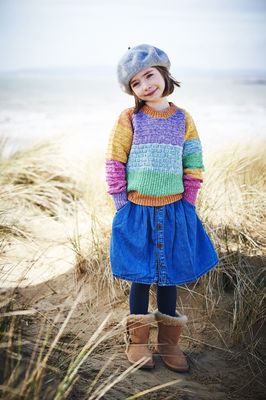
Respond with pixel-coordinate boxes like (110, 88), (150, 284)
(145, 88), (157, 96)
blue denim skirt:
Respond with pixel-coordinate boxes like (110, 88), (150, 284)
(110, 198), (219, 286)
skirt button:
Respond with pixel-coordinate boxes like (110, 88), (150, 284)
(157, 243), (164, 249)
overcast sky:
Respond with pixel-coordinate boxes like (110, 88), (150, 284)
(0, 0), (266, 72)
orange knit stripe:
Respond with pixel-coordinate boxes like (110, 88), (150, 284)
(141, 102), (178, 118)
(128, 191), (183, 206)
(183, 168), (203, 180)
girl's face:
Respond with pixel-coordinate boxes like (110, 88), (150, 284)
(130, 67), (166, 103)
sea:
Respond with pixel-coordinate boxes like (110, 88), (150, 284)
(0, 67), (266, 159)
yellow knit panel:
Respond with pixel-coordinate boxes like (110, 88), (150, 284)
(182, 109), (204, 182)
(106, 108), (134, 163)
(183, 110), (199, 140)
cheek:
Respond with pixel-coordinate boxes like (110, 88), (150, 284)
(153, 75), (164, 88)
(130, 86), (137, 94)
(133, 86), (142, 96)
(132, 88), (139, 97)
(159, 76), (165, 87)
(160, 78), (166, 92)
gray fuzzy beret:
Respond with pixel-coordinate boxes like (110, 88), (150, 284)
(117, 44), (171, 94)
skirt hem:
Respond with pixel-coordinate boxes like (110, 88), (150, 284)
(112, 257), (219, 286)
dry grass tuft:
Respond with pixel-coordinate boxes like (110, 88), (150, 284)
(0, 140), (83, 218)
(196, 139), (266, 349)
(0, 136), (265, 398)
(199, 139), (266, 253)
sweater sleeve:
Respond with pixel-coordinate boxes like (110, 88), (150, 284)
(182, 111), (204, 205)
(105, 108), (133, 210)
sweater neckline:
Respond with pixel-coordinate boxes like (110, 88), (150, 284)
(141, 102), (177, 118)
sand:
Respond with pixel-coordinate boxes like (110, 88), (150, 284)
(2, 267), (264, 400)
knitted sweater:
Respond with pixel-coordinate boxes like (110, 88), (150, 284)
(105, 102), (204, 209)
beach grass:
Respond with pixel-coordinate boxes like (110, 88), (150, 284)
(0, 136), (265, 398)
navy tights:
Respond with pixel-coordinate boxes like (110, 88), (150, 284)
(129, 282), (177, 317)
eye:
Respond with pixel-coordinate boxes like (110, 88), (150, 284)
(146, 73), (153, 78)
(131, 81), (139, 88)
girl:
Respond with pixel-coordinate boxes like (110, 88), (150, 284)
(105, 44), (218, 372)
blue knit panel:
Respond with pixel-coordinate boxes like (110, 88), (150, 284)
(127, 143), (183, 174)
(183, 139), (202, 156)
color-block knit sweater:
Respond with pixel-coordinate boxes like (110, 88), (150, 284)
(105, 102), (204, 209)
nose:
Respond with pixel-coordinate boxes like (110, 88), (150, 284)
(143, 81), (151, 92)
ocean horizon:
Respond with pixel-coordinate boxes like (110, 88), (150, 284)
(1, 66), (266, 158)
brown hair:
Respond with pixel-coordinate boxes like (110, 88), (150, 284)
(129, 66), (181, 113)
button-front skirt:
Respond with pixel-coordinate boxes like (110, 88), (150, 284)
(110, 198), (218, 286)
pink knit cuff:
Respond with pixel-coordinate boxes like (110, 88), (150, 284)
(183, 175), (202, 205)
(183, 188), (199, 205)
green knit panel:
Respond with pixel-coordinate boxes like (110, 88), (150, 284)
(127, 170), (184, 196)
(182, 153), (204, 169)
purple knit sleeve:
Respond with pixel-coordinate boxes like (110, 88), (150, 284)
(105, 160), (128, 210)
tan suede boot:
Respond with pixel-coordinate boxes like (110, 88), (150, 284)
(155, 311), (189, 372)
(124, 313), (155, 369)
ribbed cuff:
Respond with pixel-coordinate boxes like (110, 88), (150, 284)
(112, 191), (128, 210)
(183, 187), (199, 205)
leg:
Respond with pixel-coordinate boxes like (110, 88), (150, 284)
(129, 282), (150, 314)
(157, 285), (177, 316)
(125, 283), (154, 368)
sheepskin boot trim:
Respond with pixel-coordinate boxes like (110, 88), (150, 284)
(124, 313), (155, 369)
(155, 311), (188, 326)
(155, 311), (189, 372)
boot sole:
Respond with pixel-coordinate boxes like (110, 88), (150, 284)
(126, 352), (155, 369)
(163, 363), (189, 372)
(141, 363), (155, 369)
(159, 355), (189, 373)
(128, 360), (155, 369)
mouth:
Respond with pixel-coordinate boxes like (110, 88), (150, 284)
(145, 88), (157, 97)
